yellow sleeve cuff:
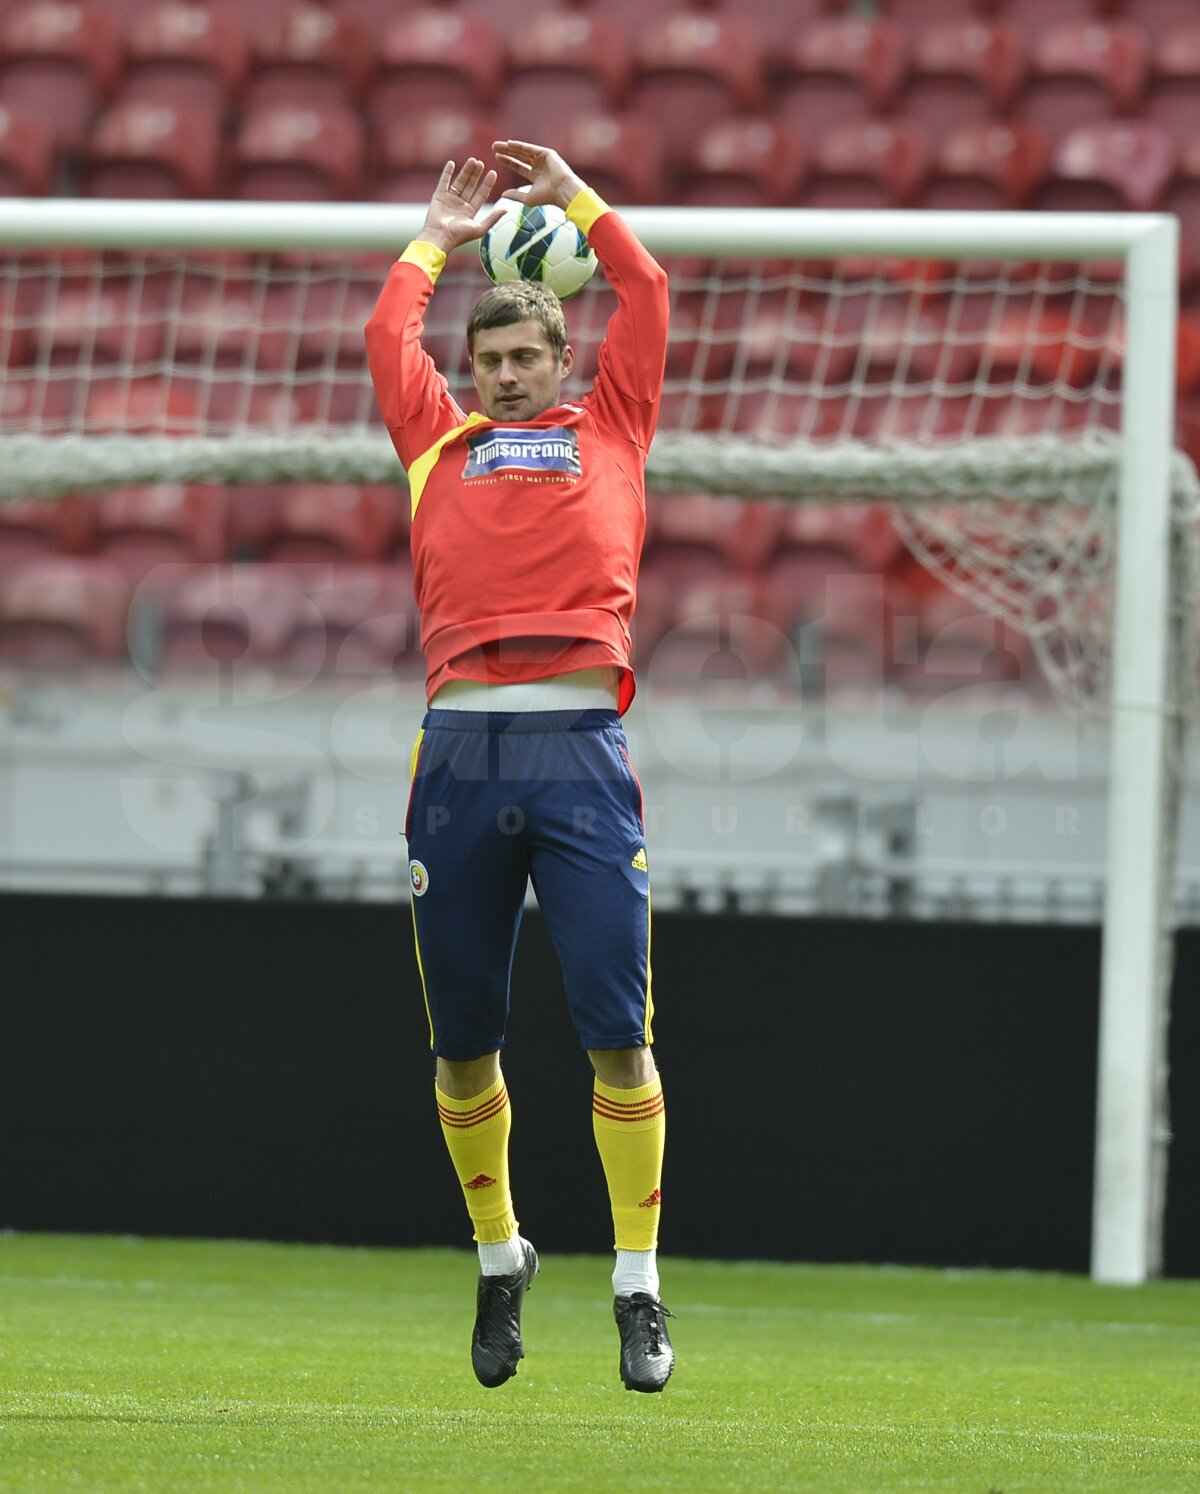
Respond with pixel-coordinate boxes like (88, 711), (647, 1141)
(566, 187), (611, 237)
(399, 240), (447, 284)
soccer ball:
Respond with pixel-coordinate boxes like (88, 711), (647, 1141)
(479, 200), (598, 301)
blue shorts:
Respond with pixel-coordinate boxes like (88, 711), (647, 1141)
(404, 708), (653, 1062)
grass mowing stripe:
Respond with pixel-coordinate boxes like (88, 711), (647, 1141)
(1, 1234), (1197, 1493)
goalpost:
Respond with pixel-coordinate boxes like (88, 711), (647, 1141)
(0, 198), (1192, 1285)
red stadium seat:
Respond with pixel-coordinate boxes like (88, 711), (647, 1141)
(641, 495), (736, 589)
(0, 556), (132, 662)
(641, 574), (794, 685)
(781, 504), (907, 577)
(1177, 314), (1200, 396)
(545, 113), (666, 206)
(959, 308), (1103, 390)
(1145, 26), (1200, 145)
(198, 380), (312, 431)
(803, 120), (931, 209)
(245, 5), (374, 111)
(1178, 395), (1200, 468)
(881, 0), (995, 23)
(123, 2), (250, 116)
(257, 485), (405, 564)
(160, 275), (373, 387)
(1131, 0), (1200, 33)
(751, 0), (852, 45)
(709, 288), (855, 385)
(775, 17), (908, 136)
(223, 483), (281, 557)
(281, 561), (420, 675)
(287, 280), (380, 376)
(1033, 121), (1176, 213)
(920, 121), (1051, 211)
(900, 586), (1030, 695)
(679, 118), (806, 208)
(629, 564), (672, 666)
(170, 274), (264, 369)
(143, 562), (306, 667)
(1165, 136), (1200, 292)
(0, 99), (56, 194)
(777, 570), (915, 690)
(372, 107), (496, 203)
(628, 8), (766, 167)
(0, 1), (121, 150)
(369, 7), (504, 130)
(0, 495), (94, 562)
(726, 389), (849, 442)
(500, 8), (632, 142)
(655, 294), (736, 388)
(903, 21), (1026, 136)
(981, 0), (1124, 39)
(93, 485), (230, 569)
(841, 299), (953, 389)
(290, 376), (381, 431)
(31, 280), (163, 368)
(0, 372), (78, 427)
(170, 273), (376, 381)
(232, 103), (366, 201)
(83, 376), (203, 437)
(83, 100), (225, 200)
(973, 389), (1112, 441)
(644, 494), (783, 586)
(1019, 23), (1150, 138)
(767, 506), (903, 600)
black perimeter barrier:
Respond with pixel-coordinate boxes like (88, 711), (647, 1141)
(2, 892), (1196, 1276)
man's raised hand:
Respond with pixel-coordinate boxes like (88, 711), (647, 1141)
(494, 140), (587, 214)
(420, 158), (506, 255)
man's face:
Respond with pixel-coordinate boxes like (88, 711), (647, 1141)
(470, 318), (574, 423)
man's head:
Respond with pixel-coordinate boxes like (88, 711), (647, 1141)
(467, 282), (574, 422)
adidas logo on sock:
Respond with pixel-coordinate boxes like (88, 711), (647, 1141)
(465, 1173), (497, 1190)
(638, 1188), (662, 1208)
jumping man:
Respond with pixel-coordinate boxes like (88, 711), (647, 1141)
(365, 140), (672, 1392)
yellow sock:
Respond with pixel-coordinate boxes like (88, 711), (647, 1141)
(592, 1074), (665, 1251)
(435, 1078), (518, 1245)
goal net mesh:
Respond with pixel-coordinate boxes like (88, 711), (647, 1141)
(1, 243), (1196, 714)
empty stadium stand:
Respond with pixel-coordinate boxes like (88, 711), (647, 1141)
(0, 0), (1196, 688)
(122, 3), (250, 117)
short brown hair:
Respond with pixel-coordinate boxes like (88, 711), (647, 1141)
(467, 282), (568, 359)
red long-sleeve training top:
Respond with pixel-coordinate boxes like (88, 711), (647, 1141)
(364, 190), (669, 713)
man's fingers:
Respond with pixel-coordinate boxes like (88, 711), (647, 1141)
(493, 140), (544, 178)
(437, 160), (456, 194)
(494, 154), (530, 180)
(451, 157), (483, 195)
(493, 139), (541, 159)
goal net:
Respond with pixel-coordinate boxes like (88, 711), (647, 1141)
(2, 204), (1194, 712)
(0, 199), (1192, 1288)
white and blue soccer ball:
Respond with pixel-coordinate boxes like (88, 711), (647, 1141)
(479, 200), (598, 301)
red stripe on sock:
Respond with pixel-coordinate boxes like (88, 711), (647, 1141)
(593, 1087), (662, 1108)
(593, 1093), (664, 1113)
(438, 1090), (509, 1129)
(593, 1096), (665, 1122)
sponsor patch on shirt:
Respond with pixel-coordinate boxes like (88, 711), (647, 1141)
(462, 426), (582, 479)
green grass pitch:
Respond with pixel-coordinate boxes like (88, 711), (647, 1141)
(1, 1234), (1197, 1493)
